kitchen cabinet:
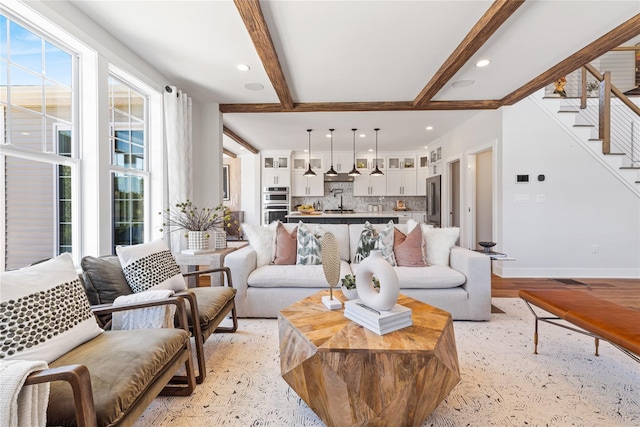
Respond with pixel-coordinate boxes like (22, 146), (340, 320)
(262, 152), (291, 187)
(330, 152), (352, 173)
(386, 169), (417, 196)
(387, 156), (415, 170)
(417, 169), (429, 196)
(292, 171), (324, 197)
(353, 173), (386, 196)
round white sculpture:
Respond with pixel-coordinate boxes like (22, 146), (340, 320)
(355, 250), (399, 311)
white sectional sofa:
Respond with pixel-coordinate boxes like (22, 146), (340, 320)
(224, 222), (491, 320)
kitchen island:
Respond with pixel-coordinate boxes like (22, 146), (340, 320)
(286, 211), (401, 224)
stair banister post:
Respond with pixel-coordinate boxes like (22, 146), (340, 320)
(580, 67), (587, 110)
(599, 71), (611, 154)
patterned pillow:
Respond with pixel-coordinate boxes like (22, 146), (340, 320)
(354, 221), (396, 266)
(0, 253), (103, 362)
(296, 222), (325, 265)
(116, 239), (187, 293)
(374, 220), (396, 266)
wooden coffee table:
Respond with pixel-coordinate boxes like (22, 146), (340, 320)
(278, 290), (460, 427)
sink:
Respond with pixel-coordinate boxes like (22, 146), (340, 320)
(324, 209), (354, 213)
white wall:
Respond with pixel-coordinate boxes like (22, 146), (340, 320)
(501, 97), (640, 278)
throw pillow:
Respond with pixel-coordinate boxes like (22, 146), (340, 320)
(353, 221), (396, 266)
(424, 227), (460, 266)
(242, 221), (278, 267)
(0, 253), (104, 362)
(353, 221), (378, 264)
(406, 218), (433, 264)
(296, 222), (324, 265)
(116, 239), (187, 293)
(374, 220), (396, 266)
(273, 222), (297, 265)
(393, 226), (427, 267)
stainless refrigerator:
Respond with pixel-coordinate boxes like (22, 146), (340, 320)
(425, 175), (441, 227)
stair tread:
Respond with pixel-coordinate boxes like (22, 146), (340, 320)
(605, 152), (626, 156)
(620, 166), (640, 170)
(588, 138), (603, 141)
(573, 124), (594, 127)
(558, 110), (579, 113)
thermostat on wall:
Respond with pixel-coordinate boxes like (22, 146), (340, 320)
(516, 174), (529, 183)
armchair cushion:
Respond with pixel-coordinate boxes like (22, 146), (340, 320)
(47, 328), (190, 427)
(116, 239), (186, 293)
(0, 253), (103, 363)
(186, 287), (237, 329)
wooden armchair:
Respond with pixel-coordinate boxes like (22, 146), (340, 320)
(81, 255), (238, 384)
(23, 297), (196, 427)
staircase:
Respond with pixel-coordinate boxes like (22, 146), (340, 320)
(531, 69), (640, 198)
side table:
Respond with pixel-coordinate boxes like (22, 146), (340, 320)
(174, 241), (247, 287)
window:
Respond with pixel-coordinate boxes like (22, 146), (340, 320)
(1, 14), (77, 270)
(109, 75), (148, 252)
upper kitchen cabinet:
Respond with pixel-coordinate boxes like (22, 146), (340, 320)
(262, 151), (291, 187)
(386, 155), (417, 196)
(353, 173), (386, 196)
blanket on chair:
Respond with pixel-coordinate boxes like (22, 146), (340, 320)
(112, 290), (176, 330)
(0, 359), (50, 427)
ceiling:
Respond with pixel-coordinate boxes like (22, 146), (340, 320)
(65, 0), (640, 155)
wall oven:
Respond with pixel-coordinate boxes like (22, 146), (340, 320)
(263, 186), (290, 225)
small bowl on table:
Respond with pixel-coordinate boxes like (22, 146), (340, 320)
(298, 207), (315, 215)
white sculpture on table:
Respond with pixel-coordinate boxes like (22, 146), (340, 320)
(355, 250), (399, 311)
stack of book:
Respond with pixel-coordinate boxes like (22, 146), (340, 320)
(344, 300), (412, 335)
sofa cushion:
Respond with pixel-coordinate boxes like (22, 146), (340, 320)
(0, 253), (104, 363)
(116, 239), (186, 293)
(48, 328), (189, 427)
(248, 261), (352, 288)
(350, 264), (466, 289)
(296, 222), (325, 265)
(82, 255), (133, 305)
(273, 222), (297, 265)
(186, 287), (237, 329)
(424, 227), (460, 266)
(242, 221), (278, 267)
(393, 226), (427, 267)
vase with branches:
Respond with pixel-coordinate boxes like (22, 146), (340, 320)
(160, 200), (231, 249)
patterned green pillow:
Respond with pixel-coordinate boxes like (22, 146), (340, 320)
(375, 220), (397, 266)
(354, 221), (396, 266)
(296, 222), (325, 265)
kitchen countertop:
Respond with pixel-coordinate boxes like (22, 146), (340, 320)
(286, 211), (406, 218)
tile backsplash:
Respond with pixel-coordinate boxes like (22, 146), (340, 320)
(292, 182), (426, 212)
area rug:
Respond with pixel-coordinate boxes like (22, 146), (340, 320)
(135, 298), (639, 426)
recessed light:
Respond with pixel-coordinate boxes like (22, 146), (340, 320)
(326, 134), (331, 138)
(475, 59), (490, 67)
(359, 134), (366, 138)
(368, 148), (374, 152)
(451, 79), (475, 88)
(239, 147), (245, 150)
(237, 64), (250, 71)
(424, 146), (428, 149)
(425, 126), (433, 130)
(244, 82), (264, 91)
(304, 149), (308, 152)
(20, 132), (30, 135)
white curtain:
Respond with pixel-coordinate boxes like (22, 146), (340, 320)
(163, 86), (192, 251)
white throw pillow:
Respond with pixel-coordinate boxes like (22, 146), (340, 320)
(424, 227), (460, 266)
(242, 221), (278, 267)
(0, 253), (103, 362)
(116, 239), (187, 293)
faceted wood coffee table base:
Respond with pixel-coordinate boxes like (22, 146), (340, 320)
(279, 291), (460, 427)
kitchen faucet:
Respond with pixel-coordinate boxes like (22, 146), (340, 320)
(330, 188), (344, 212)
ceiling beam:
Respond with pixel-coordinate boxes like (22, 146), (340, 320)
(413, 0), (525, 108)
(234, 0), (294, 110)
(223, 126), (260, 154)
(502, 13), (640, 106)
(220, 99), (501, 113)
(223, 148), (237, 158)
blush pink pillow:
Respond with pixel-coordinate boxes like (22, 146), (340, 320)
(273, 223), (297, 265)
(393, 227), (427, 267)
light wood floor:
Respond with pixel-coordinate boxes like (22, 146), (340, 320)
(492, 276), (640, 311)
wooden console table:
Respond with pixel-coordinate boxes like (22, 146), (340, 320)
(173, 241), (247, 287)
(278, 291), (460, 426)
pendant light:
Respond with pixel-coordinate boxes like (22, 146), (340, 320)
(303, 129), (316, 177)
(325, 128), (338, 176)
(348, 128), (361, 176)
(370, 128), (384, 176)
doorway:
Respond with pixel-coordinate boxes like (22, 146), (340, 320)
(474, 149), (493, 247)
(449, 160), (461, 228)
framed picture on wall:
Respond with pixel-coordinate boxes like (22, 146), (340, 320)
(223, 165), (230, 201)
(436, 147), (442, 161)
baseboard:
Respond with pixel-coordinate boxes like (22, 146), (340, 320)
(499, 266), (640, 279)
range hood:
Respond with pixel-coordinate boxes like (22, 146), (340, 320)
(324, 173), (354, 182)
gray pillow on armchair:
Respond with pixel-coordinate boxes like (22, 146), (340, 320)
(81, 255), (133, 305)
